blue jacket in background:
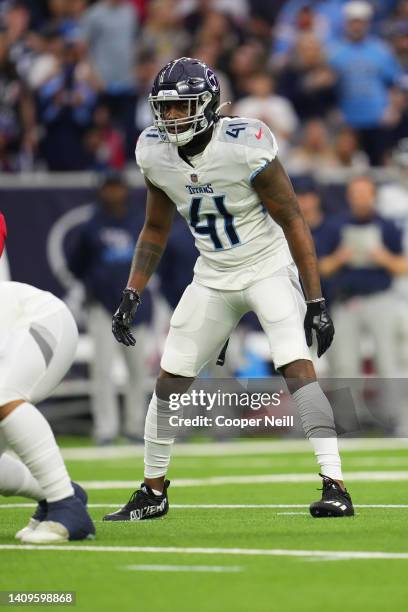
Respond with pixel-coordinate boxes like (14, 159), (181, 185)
(157, 216), (198, 310)
(327, 36), (403, 128)
(318, 212), (403, 300)
(311, 219), (335, 305)
(67, 202), (152, 325)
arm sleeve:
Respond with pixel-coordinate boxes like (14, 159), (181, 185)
(245, 121), (279, 182)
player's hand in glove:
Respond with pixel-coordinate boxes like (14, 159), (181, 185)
(112, 288), (141, 346)
(304, 298), (334, 358)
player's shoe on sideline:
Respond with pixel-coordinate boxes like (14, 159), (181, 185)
(103, 480), (170, 521)
(309, 473), (354, 518)
(15, 481), (88, 540)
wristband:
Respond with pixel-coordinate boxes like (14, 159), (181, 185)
(125, 287), (142, 304)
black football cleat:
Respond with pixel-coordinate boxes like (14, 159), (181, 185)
(103, 480), (170, 522)
(309, 473), (354, 518)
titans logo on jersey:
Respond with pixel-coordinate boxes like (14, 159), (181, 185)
(135, 117), (293, 289)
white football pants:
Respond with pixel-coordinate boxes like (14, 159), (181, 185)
(160, 263), (311, 377)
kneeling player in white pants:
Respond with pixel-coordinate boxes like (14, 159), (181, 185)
(0, 219), (95, 542)
(104, 57), (354, 522)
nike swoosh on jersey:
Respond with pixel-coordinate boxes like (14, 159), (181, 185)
(255, 127), (262, 140)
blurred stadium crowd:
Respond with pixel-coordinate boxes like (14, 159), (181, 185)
(2, 0), (408, 441)
(1, 0), (408, 171)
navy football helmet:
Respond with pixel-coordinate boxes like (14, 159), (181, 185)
(149, 57), (221, 146)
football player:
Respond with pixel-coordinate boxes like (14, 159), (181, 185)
(0, 213), (95, 543)
(105, 58), (354, 522)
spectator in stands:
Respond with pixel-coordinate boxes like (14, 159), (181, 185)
(248, 0), (287, 42)
(3, 0), (34, 83)
(332, 126), (369, 169)
(287, 119), (337, 173)
(192, 8), (244, 59)
(377, 139), (408, 295)
(371, 0), (401, 23)
(233, 72), (298, 160)
(327, 1), (403, 165)
(384, 14), (408, 71)
(45, 0), (73, 36)
(37, 29), (98, 170)
(278, 33), (337, 121)
(381, 82), (408, 154)
(295, 175), (333, 304)
(128, 0), (149, 23)
(67, 0), (89, 24)
(83, 103), (126, 170)
(0, 0), (405, 173)
(228, 40), (268, 100)
(133, 49), (160, 135)
(46, 1), (90, 41)
(67, 171), (152, 445)
(0, 29), (36, 171)
(272, 0), (345, 69)
(80, 0), (137, 94)
(318, 175), (408, 377)
(377, 139), (408, 385)
(382, 0), (408, 41)
(80, 0), (138, 152)
(378, 138), (408, 228)
(139, 0), (189, 66)
(182, 0), (248, 35)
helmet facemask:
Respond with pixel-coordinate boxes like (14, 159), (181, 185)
(149, 90), (213, 146)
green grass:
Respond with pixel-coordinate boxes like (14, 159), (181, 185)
(1, 442), (408, 611)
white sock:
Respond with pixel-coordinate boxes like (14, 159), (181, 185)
(309, 437), (343, 481)
(0, 403), (74, 502)
(144, 392), (174, 479)
(0, 453), (45, 500)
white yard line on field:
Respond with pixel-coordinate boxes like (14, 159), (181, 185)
(60, 438), (408, 461)
(76, 470), (408, 488)
(1, 503), (408, 509)
(122, 564), (242, 573)
(1, 544), (408, 561)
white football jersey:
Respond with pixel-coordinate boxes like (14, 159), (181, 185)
(135, 117), (293, 289)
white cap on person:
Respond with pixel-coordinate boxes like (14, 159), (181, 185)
(343, 1), (373, 20)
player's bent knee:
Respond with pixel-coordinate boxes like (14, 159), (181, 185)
(0, 399), (25, 420)
(280, 359), (316, 394)
(156, 369), (195, 401)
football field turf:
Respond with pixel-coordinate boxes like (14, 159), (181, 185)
(1, 439), (408, 611)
